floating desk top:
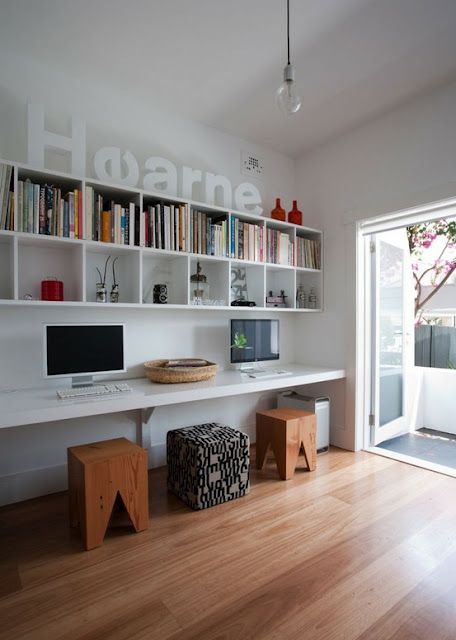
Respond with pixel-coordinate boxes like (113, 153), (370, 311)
(0, 364), (345, 430)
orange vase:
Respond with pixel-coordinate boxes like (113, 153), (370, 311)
(271, 198), (286, 221)
(288, 200), (302, 225)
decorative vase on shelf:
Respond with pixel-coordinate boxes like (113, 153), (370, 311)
(288, 200), (302, 226)
(271, 198), (286, 221)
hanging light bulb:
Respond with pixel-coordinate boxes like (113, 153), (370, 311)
(276, 0), (301, 115)
(276, 63), (301, 115)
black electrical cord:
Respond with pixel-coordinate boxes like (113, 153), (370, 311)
(287, 0), (290, 65)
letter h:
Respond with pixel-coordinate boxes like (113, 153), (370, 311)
(27, 101), (86, 176)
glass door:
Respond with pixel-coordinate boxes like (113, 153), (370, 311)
(370, 230), (413, 445)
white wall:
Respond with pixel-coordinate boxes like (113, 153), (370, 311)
(0, 50), (295, 210)
(420, 284), (456, 312)
(0, 52), (304, 505)
(0, 308), (301, 501)
(0, 304), (302, 504)
(421, 367), (456, 435)
(295, 79), (456, 450)
(7, 47), (454, 500)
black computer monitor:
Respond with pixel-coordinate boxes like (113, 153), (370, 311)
(230, 319), (279, 364)
(44, 324), (125, 386)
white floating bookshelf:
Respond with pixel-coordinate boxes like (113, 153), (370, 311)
(0, 158), (323, 312)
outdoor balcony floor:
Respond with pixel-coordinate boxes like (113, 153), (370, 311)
(378, 428), (456, 470)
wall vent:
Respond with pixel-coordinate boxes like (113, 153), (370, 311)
(241, 151), (263, 179)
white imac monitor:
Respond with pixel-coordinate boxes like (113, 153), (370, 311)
(230, 319), (279, 371)
(44, 323), (126, 387)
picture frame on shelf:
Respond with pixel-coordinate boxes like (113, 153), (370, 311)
(231, 266), (248, 302)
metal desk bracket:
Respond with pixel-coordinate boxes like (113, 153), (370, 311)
(136, 407), (155, 448)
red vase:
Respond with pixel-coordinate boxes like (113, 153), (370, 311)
(288, 200), (302, 226)
(271, 198), (286, 221)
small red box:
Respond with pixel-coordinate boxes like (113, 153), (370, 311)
(41, 278), (64, 301)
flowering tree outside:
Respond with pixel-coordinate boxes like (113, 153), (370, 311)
(407, 219), (456, 322)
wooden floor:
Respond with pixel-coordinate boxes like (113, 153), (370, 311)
(1, 447), (455, 640)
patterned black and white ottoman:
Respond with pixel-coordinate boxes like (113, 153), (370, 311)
(167, 422), (250, 510)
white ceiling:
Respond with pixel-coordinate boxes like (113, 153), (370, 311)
(2, 0), (456, 157)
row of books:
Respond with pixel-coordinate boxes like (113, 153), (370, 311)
(138, 203), (188, 251)
(85, 186), (135, 245)
(99, 203), (134, 245)
(189, 210), (228, 257)
(5, 179), (322, 267)
(266, 229), (294, 266)
(17, 179), (84, 238)
(0, 164), (14, 231)
(296, 237), (321, 269)
(230, 218), (264, 262)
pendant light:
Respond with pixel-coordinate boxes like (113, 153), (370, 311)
(276, 0), (302, 115)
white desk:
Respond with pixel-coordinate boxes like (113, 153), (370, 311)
(0, 364), (345, 445)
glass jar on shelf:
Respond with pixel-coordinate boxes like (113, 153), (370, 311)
(296, 284), (307, 309)
(96, 282), (107, 303)
(308, 287), (318, 309)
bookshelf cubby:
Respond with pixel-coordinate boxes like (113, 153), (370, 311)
(0, 235), (14, 299)
(17, 166), (82, 192)
(189, 206), (229, 258)
(142, 251), (189, 305)
(296, 269), (321, 310)
(266, 265), (295, 309)
(85, 244), (141, 304)
(230, 212), (263, 262)
(230, 261), (265, 307)
(18, 235), (84, 302)
(0, 158), (323, 311)
(190, 256), (230, 306)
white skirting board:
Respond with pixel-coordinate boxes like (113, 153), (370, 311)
(0, 422), (257, 506)
(0, 463), (68, 506)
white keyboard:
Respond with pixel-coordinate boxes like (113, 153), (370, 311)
(245, 369), (291, 379)
(56, 383), (133, 400)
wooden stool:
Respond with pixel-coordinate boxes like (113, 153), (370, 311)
(67, 437), (149, 550)
(256, 408), (317, 480)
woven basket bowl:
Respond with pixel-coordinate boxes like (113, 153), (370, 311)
(144, 359), (218, 384)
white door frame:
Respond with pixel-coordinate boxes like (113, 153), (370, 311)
(355, 196), (456, 452)
(369, 231), (412, 445)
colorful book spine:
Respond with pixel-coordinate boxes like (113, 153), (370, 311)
(67, 192), (74, 238)
(17, 180), (23, 232)
(101, 210), (111, 243)
(0, 165), (13, 230)
(136, 208), (142, 247)
(26, 179), (33, 233)
(38, 187), (45, 234)
(32, 183), (39, 234)
(145, 210), (149, 247)
(128, 203), (134, 246)
(77, 189), (83, 239)
(84, 186), (92, 240)
(74, 190), (78, 239)
(63, 200), (69, 237)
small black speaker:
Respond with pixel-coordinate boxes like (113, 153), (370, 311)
(153, 284), (168, 304)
